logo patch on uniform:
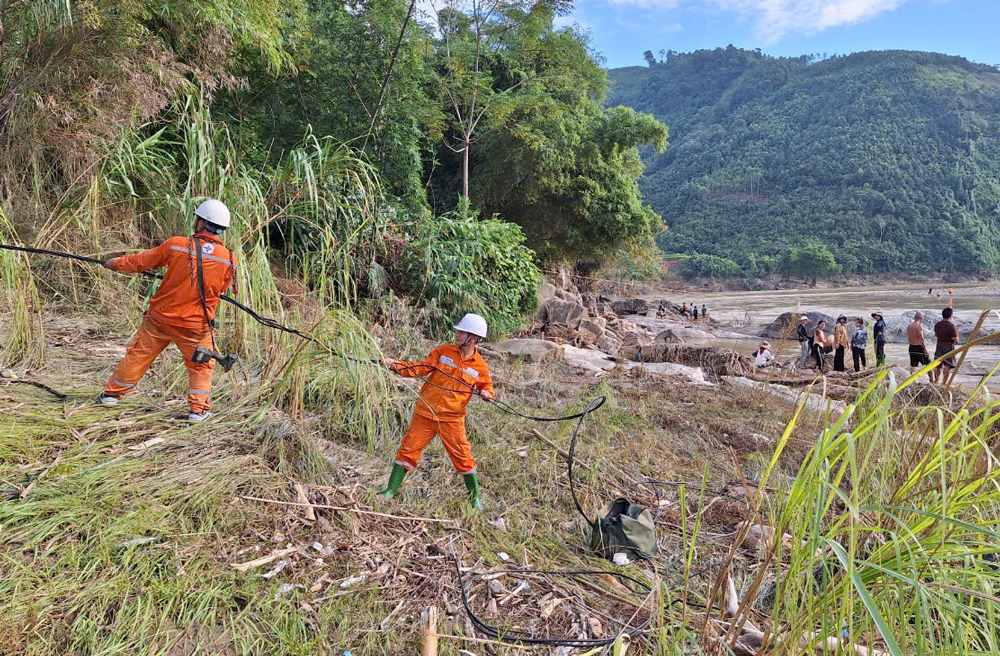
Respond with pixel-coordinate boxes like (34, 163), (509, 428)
(463, 367), (479, 380)
(201, 242), (215, 255)
(439, 355), (456, 367)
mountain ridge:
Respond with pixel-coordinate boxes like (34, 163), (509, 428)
(609, 47), (1000, 277)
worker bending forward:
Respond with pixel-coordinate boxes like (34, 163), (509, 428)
(98, 199), (237, 422)
(380, 314), (494, 509)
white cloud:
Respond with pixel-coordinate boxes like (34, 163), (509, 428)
(603, 0), (908, 42)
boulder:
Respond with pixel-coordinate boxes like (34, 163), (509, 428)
(885, 311), (934, 344)
(761, 311), (835, 339)
(538, 281), (558, 303)
(538, 298), (586, 325)
(654, 329), (684, 344)
(492, 339), (565, 363)
(611, 298), (649, 316)
(554, 287), (583, 305)
(597, 333), (621, 355)
(579, 317), (606, 339)
(580, 292), (596, 309)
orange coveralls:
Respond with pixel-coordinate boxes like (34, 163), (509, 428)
(103, 233), (237, 413)
(392, 343), (494, 475)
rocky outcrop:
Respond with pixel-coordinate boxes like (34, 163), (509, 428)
(490, 339), (565, 363)
(578, 317), (606, 339)
(610, 298), (649, 316)
(654, 329), (684, 344)
(722, 376), (847, 417)
(560, 345), (706, 383)
(597, 333), (620, 355)
(537, 298), (586, 325)
(885, 311), (933, 344)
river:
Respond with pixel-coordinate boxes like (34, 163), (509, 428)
(642, 282), (1000, 389)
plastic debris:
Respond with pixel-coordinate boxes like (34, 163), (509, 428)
(117, 536), (160, 548)
(612, 552), (630, 566)
(488, 517), (507, 530)
(261, 560), (288, 579)
(274, 583), (304, 599)
(339, 574), (366, 589)
(1, 369), (16, 379)
(497, 552), (510, 561)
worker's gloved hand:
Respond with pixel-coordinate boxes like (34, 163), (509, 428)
(480, 389), (495, 402)
(102, 259), (117, 270)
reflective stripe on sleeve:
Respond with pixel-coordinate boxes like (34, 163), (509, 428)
(188, 388), (210, 396)
(395, 460), (414, 471)
(113, 378), (136, 388)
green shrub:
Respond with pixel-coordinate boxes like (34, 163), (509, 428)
(410, 205), (540, 339)
(681, 252), (742, 279)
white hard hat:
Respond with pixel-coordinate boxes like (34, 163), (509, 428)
(454, 313), (488, 339)
(799, 315), (809, 322)
(194, 199), (231, 228)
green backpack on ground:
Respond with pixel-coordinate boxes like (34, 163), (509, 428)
(589, 498), (658, 561)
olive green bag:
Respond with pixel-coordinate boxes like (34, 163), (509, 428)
(589, 498), (658, 561)
(567, 397), (658, 562)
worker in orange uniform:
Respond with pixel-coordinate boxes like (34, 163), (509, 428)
(98, 199), (237, 422)
(379, 314), (494, 509)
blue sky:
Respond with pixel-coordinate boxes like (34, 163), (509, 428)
(555, 0), (1000, 70)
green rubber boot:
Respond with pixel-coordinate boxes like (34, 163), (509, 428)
(378, 464), (407, 498)
(463, 472), (482, 510)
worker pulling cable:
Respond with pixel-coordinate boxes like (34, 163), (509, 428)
(379, 313), (494, 508)
(98, 199), (237, 422)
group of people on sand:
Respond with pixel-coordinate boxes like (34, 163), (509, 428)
(680, 302), (708, 322)
(753, 308), (961, 381)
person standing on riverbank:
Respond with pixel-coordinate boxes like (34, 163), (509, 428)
(851, 318), (868, 372)
(692, 304), (699, 321)
(872, 312), (887, 366)
(797, 316), (811, 368)
(934, 308), (959, 384)
(812, 320), (828, 373)
(833, 315), (849, 372)
(907, 312), (933, 381)
(701, 304), (708, 322)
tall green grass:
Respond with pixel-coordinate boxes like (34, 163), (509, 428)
(714, 368), (1000, 655)
(3, 93), (396, 444)
(0, 207), (45, 368)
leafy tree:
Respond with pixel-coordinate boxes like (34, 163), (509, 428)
(780, 242), (841, 284)
(216, 0), (436, 210)
(425, 0), (571, 198)
(643, 50), (656, 67)
(474, 103), (667, 263)
(1, 0), (291, 223)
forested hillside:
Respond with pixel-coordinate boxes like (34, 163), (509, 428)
(609, 47), (1000, 278)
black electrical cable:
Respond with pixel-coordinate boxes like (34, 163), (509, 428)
(0, 243), (604, 422)
(449, 535), (653, 648)
(449, 536), (728, 647)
